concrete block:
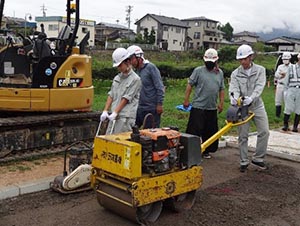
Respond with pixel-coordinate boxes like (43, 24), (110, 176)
(0, 185), (19, 200)
(218, 140), (227, 148)
(19, 177), (54, 195)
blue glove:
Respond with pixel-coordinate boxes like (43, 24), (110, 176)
(176, 104), (192, 112)
(100, 111), (109, 121)
(108, 111), (118, 121)
(243, 96), (253, 106)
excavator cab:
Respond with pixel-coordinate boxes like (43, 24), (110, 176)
(0, 0), (93, 112)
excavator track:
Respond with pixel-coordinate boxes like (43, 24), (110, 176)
(0, 111), (100, 163)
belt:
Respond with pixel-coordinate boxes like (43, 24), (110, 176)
(278, 82), (284, 85)
(290, 85), (300, 88)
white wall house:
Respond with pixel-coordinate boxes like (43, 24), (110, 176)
(233, 31), (259, 45)
(181, 17), (224, 50)
(135, 14), (189, 51)
(265, 36), (300, 52)
(35, 16), (95, 47)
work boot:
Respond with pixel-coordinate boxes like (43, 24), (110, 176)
(282, 114), (290, 131)
(276, 105), (281, 118)
(292, 114), (300, 132)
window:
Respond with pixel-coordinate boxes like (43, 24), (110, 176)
(176, 28), (181, 33)
(48, 24), (58, 31)
(163, 26), (168, 31)
(82, 27), (88, 33)
(173, 40), (177, 44)
(194, 32), (201, 39)
(195, 21), (201, 27)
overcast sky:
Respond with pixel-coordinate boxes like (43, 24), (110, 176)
(4, 0), (300, 34)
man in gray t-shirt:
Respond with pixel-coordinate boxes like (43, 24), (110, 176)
(183, 48), (225, 159)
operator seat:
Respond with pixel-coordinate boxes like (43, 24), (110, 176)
(32, 32), (51, 61)
(57, 25), (72, 55)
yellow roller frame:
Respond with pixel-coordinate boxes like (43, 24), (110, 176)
(201, 112), (255, 153)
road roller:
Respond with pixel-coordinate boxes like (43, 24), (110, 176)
(90, 103), (254, 224)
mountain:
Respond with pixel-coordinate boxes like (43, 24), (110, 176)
(257, 28), (300, 41)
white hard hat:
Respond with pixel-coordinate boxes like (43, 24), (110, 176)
(112, 48), (130, 67)
(127, 45), (144, 57)
(236, 44), (254, 59)
(203, 48), (219, 62)
(282, 52), (291, 60)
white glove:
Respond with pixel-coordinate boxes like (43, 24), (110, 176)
(100, 111), (109, 121)
(108, 111), (118, 121)
(230, 96), (237, 105)
(243, 96), (253, 106)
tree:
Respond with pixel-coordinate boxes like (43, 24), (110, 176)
(218, 22), (234, 41)
(148, 29), (156, 44)
(143, 28), (149, 43)
(134, 33), (144, 44)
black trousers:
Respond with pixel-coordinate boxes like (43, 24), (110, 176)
(135, 108), (161, 129)
(186, 108), (219, 154)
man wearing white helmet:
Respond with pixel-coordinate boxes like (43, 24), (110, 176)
(229, 44), (269, 172)
(183, 48), (225, 159)
(274, 52), (291, 117)
(282, 53), (300, 132)
(100, 47), (141, 134)
(127, 45), (165, 128)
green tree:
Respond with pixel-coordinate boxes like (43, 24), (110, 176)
(143, 28), (149, 43)
(134, 33), (145, 44)
(218, 45), (237, 62)
(218, 22), (234, 41)
(148, 29), (156, 44)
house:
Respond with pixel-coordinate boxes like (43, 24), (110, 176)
(95, 22), (135, 45)
(35, 16), (95, 47)
(181, 17), (224, 50)
(233, 31), (259, 44)
(0, 16), (36, 46)
(135, 14), (189, 51)
(265, 36), (300, 52)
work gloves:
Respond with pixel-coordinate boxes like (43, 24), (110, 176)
(230, 95), (252, 106)
(243, 96), (253, 106)
(100, 111), (118, 121)
(100, 111), (109, 121)
(108, 111), (118, 121)
(230, 96), (237, 105)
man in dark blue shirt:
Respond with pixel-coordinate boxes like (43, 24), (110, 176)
(127, 45), (165, 128)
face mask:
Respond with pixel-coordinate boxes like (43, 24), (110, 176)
(205, 61), (216, 71)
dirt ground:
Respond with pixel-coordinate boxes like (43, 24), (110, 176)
(0, 155), (65, 187)
(1, 147), (300, 226)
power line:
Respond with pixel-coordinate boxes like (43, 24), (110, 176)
(125, 5), (133, 30)
(40, 4), (47, 17)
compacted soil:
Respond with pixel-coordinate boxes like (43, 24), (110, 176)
(1, 147), (300, 226)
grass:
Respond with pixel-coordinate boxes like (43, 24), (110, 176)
(93, 78), (284, 136)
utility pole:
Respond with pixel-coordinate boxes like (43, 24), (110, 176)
(41, 4), (47, 17)
(125, 5), (133, 36)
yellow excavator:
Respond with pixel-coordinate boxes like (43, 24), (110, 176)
(91, 100), (254, 225)
(0, 0), (99, 161)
